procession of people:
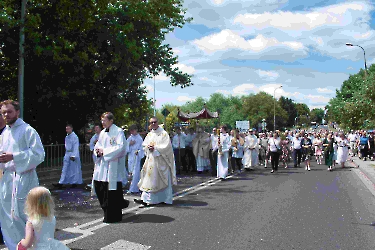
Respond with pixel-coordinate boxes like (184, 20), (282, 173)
(0, 98), (372, 249)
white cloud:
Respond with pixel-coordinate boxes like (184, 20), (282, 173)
(256, 70), (280, 80)
(233, 83), (258, 95)
(155, 73), (169, 81)
(175, 63), (196, 74)
(177, 95), (196, 102)
(144, 84), (153, 93)
(317, 88), (334, 93)
(233, 3), (366, 31)
(193, 30), (306, 53)
(305, 94), (331, 103)
(216, 89), (231, 95)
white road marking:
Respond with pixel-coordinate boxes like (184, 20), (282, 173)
(101, 240), (151, 250)
(0, 175), (229, 250)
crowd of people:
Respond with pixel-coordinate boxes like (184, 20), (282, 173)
(167, 126), (375, 176)
(0, 98), (374, 249)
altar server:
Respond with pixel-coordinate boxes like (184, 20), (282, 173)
(126, 124), (144, 194)
(0, 100), (45, 250)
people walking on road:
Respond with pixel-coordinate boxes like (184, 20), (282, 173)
(87, 124), (102, 193)
(336, 133), (350, 168)
(185, 128), (197, 172)
(302, 133), (313, 171)
(280, 132), (290, 169)
(193, 126), (211, 173)
(291, 133), (302, 168)
(215, 125), (230, 179)
(358, 131), (370, 161)
(313, 134), (323, 165)
(135, 117), (177, 206)
(54, 124), (83, 188)
(258, 133), (268, 167)
(172, 127), (186, 174)
(268, 132), (281, 173)
(0, 100), (45, 250)
(126, 124), (144, 194)
(348, 130), (359, 156)
(368, 132), (375, 160)
(243, 129), (258, 171)
(230, 129), (244, 173)
(323, 134), (335, 171)
(209, 128), (218, 177)
(17, 187), (69, 250)
(94, 112), (129, 223)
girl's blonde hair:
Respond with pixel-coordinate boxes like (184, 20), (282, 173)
(25, 186), (55, 221)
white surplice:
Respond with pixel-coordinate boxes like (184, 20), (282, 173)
(59, 131), (83, 184)
(216, 133), (230, 179)
(243, 134), (259, 169)
(0, 118), (45, 250)
(93, 124), (127, 190)
(126, 133), (144, 193)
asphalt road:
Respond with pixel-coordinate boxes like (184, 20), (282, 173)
(2, 160), (375, 250)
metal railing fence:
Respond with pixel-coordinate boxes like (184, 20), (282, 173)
(40, 144), (93, 171)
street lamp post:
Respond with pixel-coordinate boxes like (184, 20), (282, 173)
(346, 43), (368, 77)
(273, 85), (282, 131)
(18, 0), (27, 119)
(153, 75), (156, 116)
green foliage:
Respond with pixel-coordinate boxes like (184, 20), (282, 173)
(328, 64), (375, 130)
(0, 0), (192, 143)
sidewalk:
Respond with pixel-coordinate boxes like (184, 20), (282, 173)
(348, 155), (375, 197)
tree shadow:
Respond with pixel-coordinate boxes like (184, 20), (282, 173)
(172, 199), (208, 208)
(121, 213), (175, 224)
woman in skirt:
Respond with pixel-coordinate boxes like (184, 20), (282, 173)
(313, 134), (323, 165)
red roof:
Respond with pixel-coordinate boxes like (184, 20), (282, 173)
(177, 105), (219, 122)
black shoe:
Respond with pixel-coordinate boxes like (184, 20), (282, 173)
(122, 199), (130, 209)
(134, 199), (149, 206)
(52, 183), (63, 188)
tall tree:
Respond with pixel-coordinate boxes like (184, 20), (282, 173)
(0, 0), (192, 143)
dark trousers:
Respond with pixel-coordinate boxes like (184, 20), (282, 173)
(293, 149), (302, 167)
(185, 146), (196, 171)
(270, 152), (280, 171)
(174, 148), (186, 173)
(209, 149), (218, 176)
(94, 181), (125, 223)
(231, 157), (243, 171)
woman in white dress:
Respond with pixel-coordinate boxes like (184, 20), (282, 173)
(336, 133), (349, 168)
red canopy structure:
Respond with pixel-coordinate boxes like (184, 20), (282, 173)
(177, 104), (219, 122)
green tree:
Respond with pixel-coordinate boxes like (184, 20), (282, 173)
(278, 96), (297, 127)
(242, 92), (288, 131)
(0, 0), (192, 143)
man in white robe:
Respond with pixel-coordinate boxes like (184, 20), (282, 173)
(94, 112), (129, 223)
(87, 124), (101, 193)
(54, 124), (83, 188)
(126, 124), (144, 194)
(215, 125), (230, 179)
(0, 100), (45, 250)
(192, 127), (211, 173)
(209, 128), (218, 176)
(135, 117), (177, 206)
(243, 129), (259, 170)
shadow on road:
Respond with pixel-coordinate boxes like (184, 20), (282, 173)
(55, 229), (83, 241)
(172, 199), (208, 208)
(121, 214), (175, 224)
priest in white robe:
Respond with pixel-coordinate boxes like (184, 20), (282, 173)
(0, 100), (45, 250)
(243, 129), (259, 170)
(215, 125), (230, 179)
(192, 126), (211, 173)
(55, 124), (83, 187)
(94, 112), (129, 223)
(135, 117), (177, 205)
(126, 124), (144, 194)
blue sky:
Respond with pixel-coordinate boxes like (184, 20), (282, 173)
(143, 0), (375, 111)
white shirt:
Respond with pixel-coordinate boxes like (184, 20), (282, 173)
(185, 133), (196, 147)
(268, 138), (281, 152)
(172, 133), (186, 149)
(348, 133), (358, 142)
(292, 137), (302, 149)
